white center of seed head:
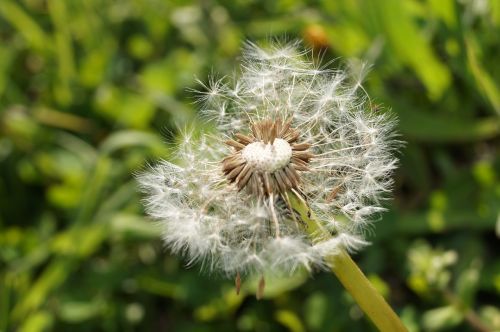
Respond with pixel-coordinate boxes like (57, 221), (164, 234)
(241, 138), (292, 172)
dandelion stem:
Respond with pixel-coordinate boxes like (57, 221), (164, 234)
(327, 252), (407, 332)
(289, 193), (408, 332)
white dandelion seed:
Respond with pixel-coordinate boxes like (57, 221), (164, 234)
(137, 41), (399, 292)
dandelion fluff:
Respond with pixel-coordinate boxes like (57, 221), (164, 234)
(138, 41), (399, 278)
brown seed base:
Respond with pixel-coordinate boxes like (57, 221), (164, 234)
(222, 118), (314, 198)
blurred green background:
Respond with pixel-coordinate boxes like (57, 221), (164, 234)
(0, 0), (499, 331)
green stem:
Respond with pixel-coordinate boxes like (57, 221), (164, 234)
(327, 252), (408, 331)
(289, 194), (408, 332)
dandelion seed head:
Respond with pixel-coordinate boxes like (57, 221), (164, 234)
(138, 41), (399, 277)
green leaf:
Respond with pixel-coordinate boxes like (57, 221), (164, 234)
(48, 0), (76, 106)
(427, 0), (457, 27)
(398, 108), (499, 143)
(18, 311), (53, 332)
(0, 47), (14, 98)
(99, 130), (167, 156)
(422, 305), (463, 331)
(456, 262), (480, 307)
(58, 300), (104, 323)
(0, 1), (51, 51)
(244, 269), (309, 299)
(12, 261), (70, 321)
(465, 33), (500, 115)
(275, 310), (305, 332)
(51, 224), (106, 257)
(367, 0), (451, 99)
(194, 287), (245, 322)
(304, 292), (328, 330)
(138, 276), (187, 300)
(110, 213), (160, 239)
(94, 87), (156, 129)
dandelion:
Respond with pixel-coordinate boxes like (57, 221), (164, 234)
(138, 41), (404, 328)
